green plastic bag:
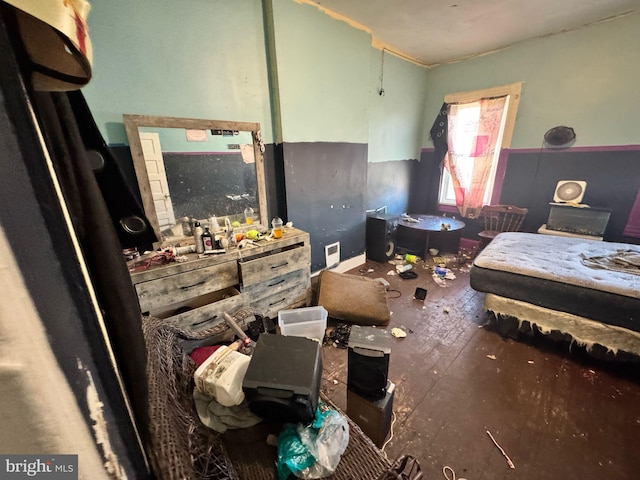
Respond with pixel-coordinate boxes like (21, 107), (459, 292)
(276, 406), (349, 479)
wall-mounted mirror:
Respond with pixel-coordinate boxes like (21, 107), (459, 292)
(123, 114), (267, 246)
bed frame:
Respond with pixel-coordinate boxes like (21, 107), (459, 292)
(470, 232), (640, 358)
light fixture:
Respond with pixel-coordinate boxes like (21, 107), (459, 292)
(543, 126), (576, 148)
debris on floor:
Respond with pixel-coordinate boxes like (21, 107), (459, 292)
(324, 323), (351, 348)
(486, 354), (497, 360)
(432, 275), (449, 287)
(391, 327), (407, 338)
(486, 430), (516, 469)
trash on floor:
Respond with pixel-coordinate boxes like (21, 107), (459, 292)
(486, 354), (497, 360)
(432, 275), (448, 287)
(486, 430), (516, 469)
(391, 327), (407, 338)
(324, 323), (351, 348)
(399, 270), (418, 279)
(414, 287), (427, 300)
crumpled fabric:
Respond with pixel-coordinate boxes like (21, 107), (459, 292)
(581, 250), (640, 276)
(193, 390), (262, 433)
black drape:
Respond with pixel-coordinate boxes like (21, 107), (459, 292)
(67, 90), (157, 251)
(30, 90), (151, 451)
(430, 102), (449, 166)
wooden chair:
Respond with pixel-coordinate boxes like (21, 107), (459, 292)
(478, 204), (528, 249)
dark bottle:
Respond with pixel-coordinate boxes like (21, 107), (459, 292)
(202, 227), (214, 252)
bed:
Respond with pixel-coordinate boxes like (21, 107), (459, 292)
(469, 232), (640, 358)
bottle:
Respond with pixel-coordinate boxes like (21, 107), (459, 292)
(193, 221), (204, 253)
(271, 216), (284, 239)
(224, 217), (233, 244)
(202, 227), (214, 252)
(244, 207), (254, 225)
(405, 254), (417, 263)
(209, 215), (219, 233)
(181, 216), (192, 236)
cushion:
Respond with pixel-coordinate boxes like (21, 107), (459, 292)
(317, 270), (390, 326)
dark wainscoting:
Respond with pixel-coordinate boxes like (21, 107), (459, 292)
(282, 142), (367, 271)
(366, 159), (417, 214)
(410, 147), (640, 244)
(501, 147), (640, 242)
(409, 149), (442, 215)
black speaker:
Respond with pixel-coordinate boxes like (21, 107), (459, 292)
(366, 213), (398, 263)
(347, 381), (395, 448)
(347, 326), (392, 401)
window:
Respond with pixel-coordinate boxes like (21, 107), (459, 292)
(438, 83), (522, 211)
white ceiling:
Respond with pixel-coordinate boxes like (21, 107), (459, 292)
(310, 0), (640, 66)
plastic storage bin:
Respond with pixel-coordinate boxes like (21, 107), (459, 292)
(278, 306), (328, 341)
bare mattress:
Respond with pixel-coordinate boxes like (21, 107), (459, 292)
(470, 232), (640, 355)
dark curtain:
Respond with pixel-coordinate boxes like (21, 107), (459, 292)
(67, 90), (157, 251)
(30, 90), (151, 452)
(430, 102), (449, 166)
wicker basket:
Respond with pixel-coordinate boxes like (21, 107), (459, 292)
(142, 311), (392, 479)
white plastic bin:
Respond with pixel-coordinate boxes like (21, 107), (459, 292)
(278, 306), (328, 341)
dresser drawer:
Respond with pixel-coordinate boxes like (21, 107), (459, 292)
(241, 269), (309, 301)
(250, 281), (311, 319)
(135, 261), (239, 313)
(162, 288), (245, 333)
(239, 244), (310, 288)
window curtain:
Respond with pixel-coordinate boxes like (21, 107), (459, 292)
(444, 97), (506, 218)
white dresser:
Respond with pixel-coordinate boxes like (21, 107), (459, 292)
(130, 228), (312, 336)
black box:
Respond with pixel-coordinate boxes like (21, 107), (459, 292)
(347, 326), (392, 401)
(347, 381), (395, 448)
(242, 334), (322, 424)
(546, 203), (611, 236)
(366, 213), (399, 263)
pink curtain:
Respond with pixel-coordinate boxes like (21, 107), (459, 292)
(444, 97), (506, 218)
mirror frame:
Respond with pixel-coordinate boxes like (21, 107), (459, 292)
(123, 114), (267, 245)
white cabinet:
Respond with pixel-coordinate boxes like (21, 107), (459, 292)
(130, 228), (312, 337)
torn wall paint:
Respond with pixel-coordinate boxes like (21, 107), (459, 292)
(83, 364), (127, 479)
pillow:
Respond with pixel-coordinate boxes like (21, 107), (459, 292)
(317, 270), (390, 326)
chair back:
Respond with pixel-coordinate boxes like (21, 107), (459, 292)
(481, 205), (528, 233)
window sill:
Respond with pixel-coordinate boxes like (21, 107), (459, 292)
(437, 204), (458, 214)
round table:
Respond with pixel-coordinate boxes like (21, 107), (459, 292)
(397, 214), (466, 258)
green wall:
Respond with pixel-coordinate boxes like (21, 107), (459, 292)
(269, 0), (428, 158)
(83, 0), (271, 145)
(84, 0), (428, 162)
(423, 12), (640, 149)
(271, 0), (371, 143)
(368, 51), (428, 162)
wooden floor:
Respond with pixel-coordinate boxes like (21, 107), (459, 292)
(318, 257), (640, 480)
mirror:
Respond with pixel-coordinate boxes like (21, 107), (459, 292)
(123, 114), (267, 246)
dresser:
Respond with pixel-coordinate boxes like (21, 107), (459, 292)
(130, 228), (312, 337)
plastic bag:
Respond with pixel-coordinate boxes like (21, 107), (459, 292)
(277, 406), (349, 479)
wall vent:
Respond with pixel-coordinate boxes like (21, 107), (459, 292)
(325, 242), (340, 269)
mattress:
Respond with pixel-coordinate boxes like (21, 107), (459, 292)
(470, 232), (640, 333)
